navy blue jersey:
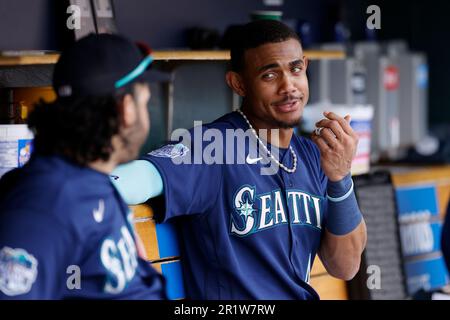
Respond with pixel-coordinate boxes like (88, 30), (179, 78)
(0, 155), (165, 299)
(142, 111), (328, 299)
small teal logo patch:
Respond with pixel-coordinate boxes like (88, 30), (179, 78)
(0, 247), (38, 296)
(148, 143), (189, 159)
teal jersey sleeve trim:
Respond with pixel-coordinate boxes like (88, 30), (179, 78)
(111, 160), (163, 205)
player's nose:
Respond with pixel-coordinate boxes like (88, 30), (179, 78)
(278, 74), (298, 95)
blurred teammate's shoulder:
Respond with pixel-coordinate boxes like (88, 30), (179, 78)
(0, 167), (22, 203)
(0, 154), (113, 224)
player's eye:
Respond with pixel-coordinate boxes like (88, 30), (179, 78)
(292, 66), (302, 73)
(261, 72), (276, 80)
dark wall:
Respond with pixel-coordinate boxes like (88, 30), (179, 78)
(0, 0), (57, 50)
(0, 0), (330, 152)
(114, 0), (323, 48)
(1, 0), (448, 133)
(0, 0), (325, 50)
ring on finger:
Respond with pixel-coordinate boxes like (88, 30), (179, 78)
(315, 127), (324, 136)
(319, 127), (338, 139)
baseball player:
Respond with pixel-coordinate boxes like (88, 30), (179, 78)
(112, 20), (367, 299)
(0, 34), (169, 299)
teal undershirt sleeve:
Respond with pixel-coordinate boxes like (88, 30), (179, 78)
(111, 160), (163, 205)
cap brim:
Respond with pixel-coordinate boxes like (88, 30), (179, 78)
(139, 69), (173, 83)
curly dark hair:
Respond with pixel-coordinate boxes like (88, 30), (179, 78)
(230, 20), (301, 72)
(27, 85), (135, 166)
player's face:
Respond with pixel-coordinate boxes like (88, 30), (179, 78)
(134, 82), (151, 135)
(124, 82), (151, 161)
(241, 39), (309, 129)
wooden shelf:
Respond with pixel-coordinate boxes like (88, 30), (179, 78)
(0, 54), (59, 66)
(0, 49), (345, 66)
(305, 49), (345, 60)
(153, 50), (230, 61)
(153, 49), (345, 61)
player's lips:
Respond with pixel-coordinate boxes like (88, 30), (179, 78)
(271, 98), (301, 113)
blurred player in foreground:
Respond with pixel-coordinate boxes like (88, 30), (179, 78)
(0, 34), (169, 299)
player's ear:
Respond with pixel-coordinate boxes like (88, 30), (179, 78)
(303, 56), (309, 71)
(119, 93), (137, 128)
(226, 71), (246, 97)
